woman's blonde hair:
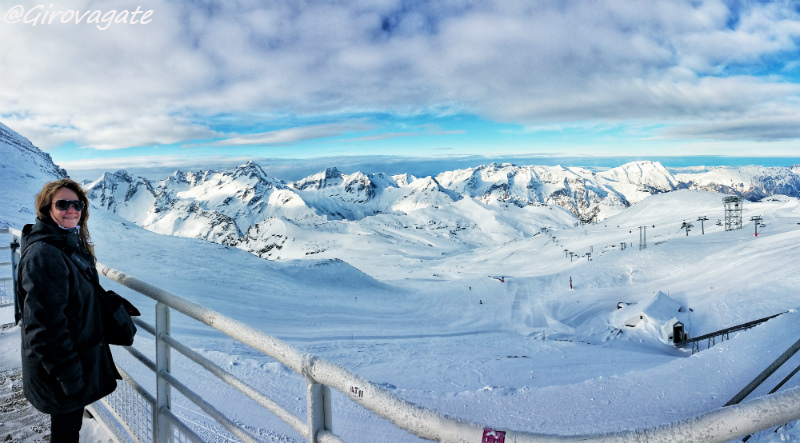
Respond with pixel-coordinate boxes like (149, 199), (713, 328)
(35, 178), (95, 256)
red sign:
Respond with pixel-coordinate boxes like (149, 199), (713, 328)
(482, 428), (506, 443)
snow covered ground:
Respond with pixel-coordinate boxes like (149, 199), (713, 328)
(4, 186), (800, 442)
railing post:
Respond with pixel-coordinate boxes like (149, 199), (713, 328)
(306, 381), (332, 443)
(155, 302), (171, 442)
(304, 355), (332, 443)
(10, 234), (21, 323)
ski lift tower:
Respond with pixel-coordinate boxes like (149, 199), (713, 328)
(723, 196), (743, 231)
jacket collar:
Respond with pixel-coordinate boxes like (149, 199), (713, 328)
(22, 218), (81, 254)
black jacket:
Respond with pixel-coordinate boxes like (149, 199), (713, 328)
(17, 219), (119, 414)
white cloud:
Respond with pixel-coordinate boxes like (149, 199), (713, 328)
(206, 122), (375, 147)
(1, 0), (800, 152)
(660, 113), (800, 141)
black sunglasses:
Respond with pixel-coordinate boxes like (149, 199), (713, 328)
(53, 199), (85, 211)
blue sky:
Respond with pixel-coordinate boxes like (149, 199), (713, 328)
(2, 0), (800, 180)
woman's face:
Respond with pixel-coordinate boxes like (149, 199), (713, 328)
(49, 187), (82, 230)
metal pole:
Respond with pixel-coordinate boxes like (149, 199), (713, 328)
(698, 216), (708, 235)
(726, 337), (800, 406)
(639, 226), (647, 250)
(751, 216), (762, 237)
(155, 302), (171, 442)
(10, 235), (21, 324)
(307, 381), (332, 443)
(769, 363), (800, 395)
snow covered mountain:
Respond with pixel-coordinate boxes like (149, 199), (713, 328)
(2, 119), (799, 268)
(675, 165), (800, 200)
(434, 160), (680, 219)
(87, 163), (304, 245)
(85, 161), (577, 263)
(81, 158), (800, 264)
(0, 122), (66, 229)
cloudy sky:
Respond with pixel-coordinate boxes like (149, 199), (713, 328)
(2, 0), (800, 179)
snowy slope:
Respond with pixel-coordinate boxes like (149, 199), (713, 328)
(0, 122), (66, 229)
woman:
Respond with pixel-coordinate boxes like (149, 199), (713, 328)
(16, 178), (119, 443)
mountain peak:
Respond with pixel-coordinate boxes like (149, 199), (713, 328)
(292, 167), (344, 191)
(231, 161), (270, 181)
(323, 167), (342, 179)
(103, 169), (138, 182)
(599, 161), (678, 189)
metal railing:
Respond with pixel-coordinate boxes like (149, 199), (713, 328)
(677, 312), (786, 354)
(5, 226), (800, 443)
(0, 232), (16, 311)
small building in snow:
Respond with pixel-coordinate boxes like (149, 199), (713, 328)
(611, 291), (689, 344)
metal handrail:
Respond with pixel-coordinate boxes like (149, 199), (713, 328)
(160, 331), (308, 436)
(679, 312), (785, 345)
(96, 262), (340, 443)
(5, 226), (800, 443)
(1, 228), (20, 314)
(726, 336), (800, 406)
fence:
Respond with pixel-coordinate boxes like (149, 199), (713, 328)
(4, 226), (800, 443)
